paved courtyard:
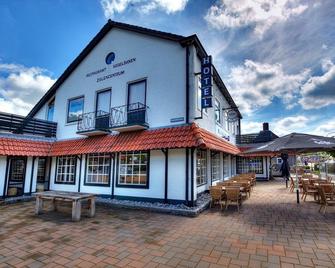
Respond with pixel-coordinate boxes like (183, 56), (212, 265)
(1, 179), (335, 268)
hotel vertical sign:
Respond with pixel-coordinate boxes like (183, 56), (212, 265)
(201, 56), (213, 109)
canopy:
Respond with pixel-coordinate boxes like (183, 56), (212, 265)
(245, 132), (335, 155)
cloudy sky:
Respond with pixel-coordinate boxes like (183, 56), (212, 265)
(0, 0), (334, 136)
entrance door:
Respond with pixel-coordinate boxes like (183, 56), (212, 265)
(7, 157), (26, 197)
(36, 158), (48, 192)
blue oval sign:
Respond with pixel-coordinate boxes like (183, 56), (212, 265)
(105, 52), (115, 65)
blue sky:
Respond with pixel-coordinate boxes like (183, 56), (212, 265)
(0, 0), (334, 136)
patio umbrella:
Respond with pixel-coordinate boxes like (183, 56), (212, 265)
(244, 133), (335, 203)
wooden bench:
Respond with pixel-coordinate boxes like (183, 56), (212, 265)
(33, 191), (96, 221)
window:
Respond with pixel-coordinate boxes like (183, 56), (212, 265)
(55, 156), (76, 184)
(118, 151), (149, 187)
(96, 89), (111, 114)
(196, 149), (207, 186)
(67, 96), (84, 123)
(237, 157), (263, 174)
(211, 151), (220, 182)
(128, 80), (146, 108)
(85, 153), (111, 185)
(47, 100), (54, 121)
(223, 154), (229, 178)
(214, 99), (221, 124)
(37, 158), (47, 183)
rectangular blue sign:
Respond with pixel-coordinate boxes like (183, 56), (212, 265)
(202, 97), (213, 108)
(201, 55), (213, 109)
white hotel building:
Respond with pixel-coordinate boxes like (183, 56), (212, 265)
(0, 20), (270, 205)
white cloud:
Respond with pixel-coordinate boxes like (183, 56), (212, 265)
(204, 0), (309, 36)
(299, 59), (335, 109)
(314, 119), (335, 137)
(100, 0), (188, 18)
(227, 59), (310, 115)
(0, 63), (55, 116)
(242, 116), (309, 136)
(272, 115), (309, 136)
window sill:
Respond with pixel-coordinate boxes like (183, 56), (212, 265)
(54, 181), (76, 185)
(116, 184), (149, 189)
(196, 182), (207, 188)
(83, 183), (110, 187)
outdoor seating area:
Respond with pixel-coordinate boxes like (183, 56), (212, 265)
(289, 172), (335, 215)
(209, 173), (256, 211)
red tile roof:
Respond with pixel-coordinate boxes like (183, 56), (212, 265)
(51, 123), (240, 156)
(0, 137), (52, 156)
(0, 124), (241, 156)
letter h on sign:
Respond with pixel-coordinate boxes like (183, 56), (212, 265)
(201, 56), (213, 109)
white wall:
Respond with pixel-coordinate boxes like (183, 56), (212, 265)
(189, 46), (238, 143)
(0, 156), (6, 197)
(34, 28), (186, 139)
(168, 149), (186, 201)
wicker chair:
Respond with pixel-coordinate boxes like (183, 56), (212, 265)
(289, 176), (295, 193)
(301, 180), (318, 201)
(225, 187), (242, 212)
(209, 186), (225, 210)
(318, 186), (335, 215)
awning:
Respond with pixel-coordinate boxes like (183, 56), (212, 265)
(0, 124), (241, 157)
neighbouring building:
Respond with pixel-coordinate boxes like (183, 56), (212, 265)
(0, 20), (244, 205)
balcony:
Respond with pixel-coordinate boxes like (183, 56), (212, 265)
(77, 111), (110, 136)
(110, 102), (149, 132)
(0, 112), (57, 137)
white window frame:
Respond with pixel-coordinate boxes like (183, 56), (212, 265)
(55, 156), (76, 184)
(211, 151), (220, 182)
(117, 151), (149, 188)
(85, 153), (111, 186)
(196, 149), (207, 186)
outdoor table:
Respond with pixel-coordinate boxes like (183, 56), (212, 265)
(33, 191), (96, 221)
(222, 186), (245, 192)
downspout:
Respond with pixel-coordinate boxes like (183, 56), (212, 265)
(162, 149), (169, 203)
(77, 155), (82, 192)
(190, 147), (195, 206)
(47, 157), (52, 191)
(185, 148), (189, 204)
(111, 153), (116, 198)
(186, 45), (190, 124)
(29, 156), (36, 194)
(3, 157), (10, 197)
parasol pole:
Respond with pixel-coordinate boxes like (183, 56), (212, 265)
(295, 154), (300, 204)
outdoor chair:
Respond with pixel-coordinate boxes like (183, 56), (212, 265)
(289, 176), (295, 192)
(318, 186), (335, 215)
(209, 186), (225, 210)
(327, 176), (333, 183)
(301, 180), (318, 201)
(224, 186), (242, 212)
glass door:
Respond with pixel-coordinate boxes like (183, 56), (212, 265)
(36, 158), (48, 192)
(7, 157), (26, 197)
(96, 89), (111, 129)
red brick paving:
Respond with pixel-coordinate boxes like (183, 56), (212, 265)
(1, 179), (335, 267)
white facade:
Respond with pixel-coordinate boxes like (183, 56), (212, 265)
(0, 21), (244, 204)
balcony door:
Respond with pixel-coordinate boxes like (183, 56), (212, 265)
(6, 157), (27, 197)
(95, 89), (111, 130)
(127, 80), (146, 125)
(96, 89), (111, 115)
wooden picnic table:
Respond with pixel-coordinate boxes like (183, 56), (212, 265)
(33, 191), (96, 221)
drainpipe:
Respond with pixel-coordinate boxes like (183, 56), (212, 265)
(186, 45), (190, 124)
(77, 155), (82, 192)
(162, 149), (169, 203)
(29, 157), (36, 194)
(111, 153), (116, 198)
(3, 157), (10, 197)
(190, 148), (195, 206)
(185, 148), (189, 203)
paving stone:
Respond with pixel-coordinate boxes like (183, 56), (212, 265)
(1, 179), (335, 267)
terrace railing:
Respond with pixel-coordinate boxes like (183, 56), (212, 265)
(0, 112), (57, 137)
(77, 110), (110, 133)
(110, 102), (148, 129)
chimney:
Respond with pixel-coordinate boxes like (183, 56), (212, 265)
(263, 122), (269, 131)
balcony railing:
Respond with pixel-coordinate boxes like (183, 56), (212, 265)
(0, 112), (57, 137)
(110, 102), (149, 131)
(77, 110), (110, 135)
